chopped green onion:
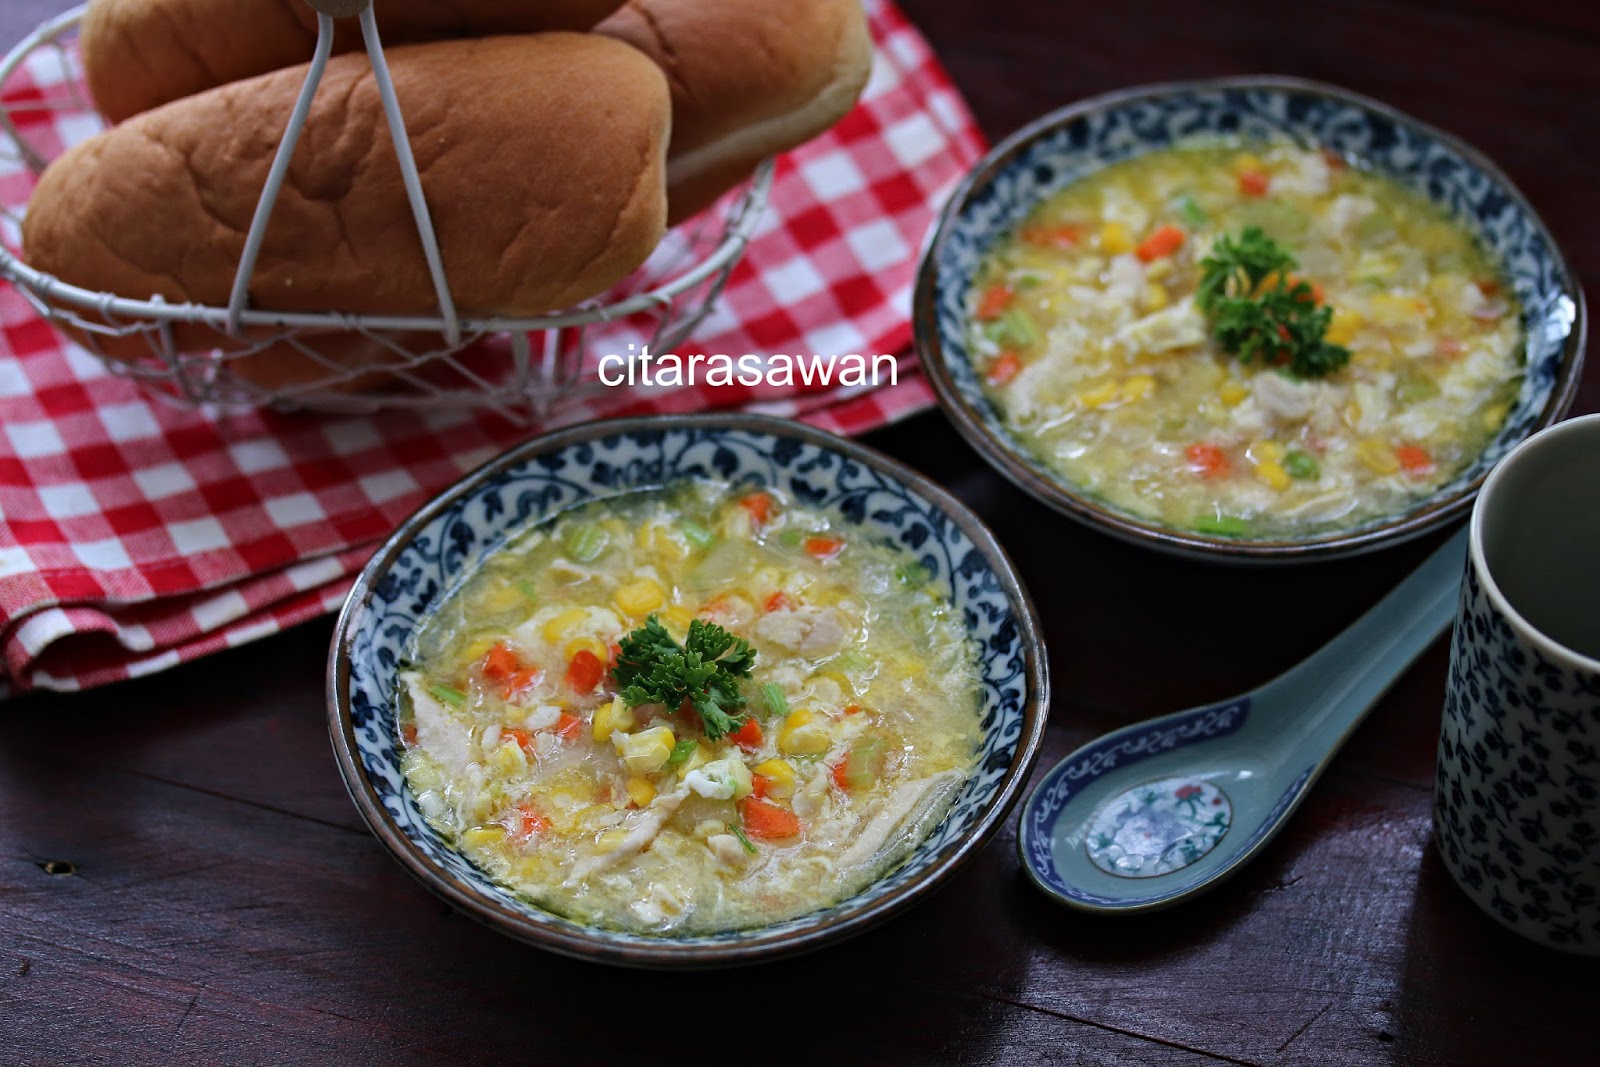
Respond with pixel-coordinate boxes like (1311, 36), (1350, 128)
(1284, 451), (1320, 481)
(996, 307), (1040, 349)
(730, 825), (758, 855)
(779, 529), (804, 548)
(429, 684), (466, 707)
(1396, 376), (1440, 404)
(893, 561), (929, 588)
(681, 521), (715, 550)
(516, 579), (538, 604)
(664, 738), (698, 769)
(1193, 515), (1249, 537)
(564, 524), (608, 563)
(832, 649), (873, 674)
(1179, 195), (1208, 227)
(758, 683), (789, 719)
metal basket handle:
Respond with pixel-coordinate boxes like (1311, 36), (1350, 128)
(225, 0), (461, 344)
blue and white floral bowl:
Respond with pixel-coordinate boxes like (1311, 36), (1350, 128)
(913, 76), (1586, 562)
(327, 414), (1049, 968)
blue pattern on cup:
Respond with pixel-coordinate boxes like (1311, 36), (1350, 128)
(1435, 562), (1600, 953)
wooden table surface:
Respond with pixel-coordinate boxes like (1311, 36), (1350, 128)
(3, 1), (1597, 1064)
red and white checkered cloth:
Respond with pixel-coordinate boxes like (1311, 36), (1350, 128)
(0, 0), (986, 691)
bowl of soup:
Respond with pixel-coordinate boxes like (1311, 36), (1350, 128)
(328, 414), (1048, 967)
(914, 76), (1585, 561)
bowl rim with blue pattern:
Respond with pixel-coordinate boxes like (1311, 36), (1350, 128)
(913, 75), (1587, 562)
(326, 413), (1049, 968)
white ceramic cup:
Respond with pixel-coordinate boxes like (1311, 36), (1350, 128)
(1434, 412), (1600, 954)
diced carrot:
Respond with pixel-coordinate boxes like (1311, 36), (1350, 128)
(1321, 148), (1347, 170)
(480, 642), (520, 683)
(1238, 170), (1270, 197)
(740, 797), (801, 840)
(1185, 442), (1230, 478)
(729, 718), (764, 751)
(1136, 225), (1186, 263)
(1395, 445), (1435, 476)
(517, 806), (550, 837)
(1436, 337), (1466, 360)
(401, 723), (418, 747)
(607, 642), (622, 664)
(831, 759), (852, 791)
(751, 774), (773, 800)
(764, 591), (794, 613)
(1477, 278), (1501, 298)
(976, 283), (1015, 321)
(738, 492), (773, 526)
(1022, 223), (1084, 249)
(501, 727), (533, 749)
(843, 703), (864, 716)
(564, 649), (603, 693)
(554, 713), (583, 740)
(986, 350), (1023, 387)
(502, 667), (542, 700)
(804, 536), (845, 561)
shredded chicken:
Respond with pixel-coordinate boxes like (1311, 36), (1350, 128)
(566, 788), (689, 883)
(837, 770), (963, 871)
(403, 673), (473, 774)
(753, 606), (846, 657)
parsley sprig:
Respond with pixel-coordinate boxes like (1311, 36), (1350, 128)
(1197, 226), (1350, 379)
(611, 616), (756, 741)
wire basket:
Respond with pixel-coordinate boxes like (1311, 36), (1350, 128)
(0, 3), (772, 423)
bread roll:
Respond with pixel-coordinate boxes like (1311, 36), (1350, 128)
(24, 33), (670, 386)
(81, 0), (630, 123)
(597, 0), (873, 223)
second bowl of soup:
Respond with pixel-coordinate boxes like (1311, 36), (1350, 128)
(915, 77), (1585, 561)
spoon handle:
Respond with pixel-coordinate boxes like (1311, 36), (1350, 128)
(1269, 524), (1468, 739)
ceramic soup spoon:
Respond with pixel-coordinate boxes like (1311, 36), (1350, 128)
(1019, 525), (1467, 913)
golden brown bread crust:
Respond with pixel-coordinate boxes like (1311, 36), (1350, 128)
(26, 33), (668, 324)
(597, 0), (873, 223)
(81, 0), (631, 123)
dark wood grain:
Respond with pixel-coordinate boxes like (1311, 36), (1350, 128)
(2, 1), (1597, 1065)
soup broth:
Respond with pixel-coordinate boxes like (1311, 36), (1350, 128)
(400, 483), (982, 935)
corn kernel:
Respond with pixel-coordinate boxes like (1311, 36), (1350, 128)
(592, 698), (635, 743)
(615, 725), (676, 774)
(596, 829), (630, 854)
(480, 585), (524, 613)
(564, 635), (606, 662)
(462, 637), (497, 664)
(1075, 380), (1121, 410)
(778, 710), (831, 756)
(1481, 402), (1510, 431)
(614, 578), (666, 617)
(1219, 382), (1250, 407)
(625, 776), (656, 808)
(1357, 438), (1401, 475)
(1120, 375), (1157, 403)
(1099, 222), (1134, 256)
(1251, 440), (1286, 464)
(489, 739), (528, 776)
(1256, 461), (1292, 491)
(681, 742), (714, 774)
(461, 826), (507, 850)
(1233, 152), (1264, 174)
(753, 759), (797, 799)
(661, 605), (696, 632)
(542, 608), (589, 643)
(1325, 307), (1363, 346)
(1144, 259), (1173, 282)
(1140, 283), (1169, 311)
